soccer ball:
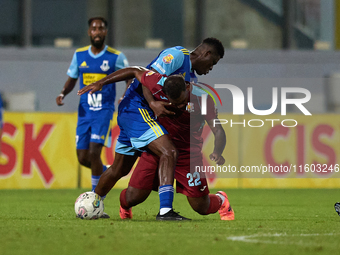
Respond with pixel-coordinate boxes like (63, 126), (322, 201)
(74, 191), (104, 220)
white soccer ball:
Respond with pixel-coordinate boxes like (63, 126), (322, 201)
(74, 191), (104, 220)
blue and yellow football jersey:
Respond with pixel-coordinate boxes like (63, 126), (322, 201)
(115, 46), (197, 151)
(67, 45), (129, 116)
(67, 45), (129, 148)
(120, 46), (196, 111)
(148, 46), (193, 81)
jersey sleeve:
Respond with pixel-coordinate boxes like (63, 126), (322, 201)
(151, 48), (185, 76)
(205, 96), (217, 122)
(66, 51), (79, 79)
(141, 71), (165, 94)
(115, 52), (129, 71)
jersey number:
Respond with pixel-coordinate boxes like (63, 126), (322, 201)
(88, 93), (102, 110)
(187, 172), (201, 187)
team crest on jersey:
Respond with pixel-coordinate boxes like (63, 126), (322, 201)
(146, 71), (155, 76)
(100, 60), (110, 71)
(162, 54), (174, 64)
(186, 102), (194, 113)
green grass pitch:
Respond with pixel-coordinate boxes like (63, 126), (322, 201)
(2, 188), (340, 255)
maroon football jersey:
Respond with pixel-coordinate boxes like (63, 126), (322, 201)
(141, 71), (216, 155)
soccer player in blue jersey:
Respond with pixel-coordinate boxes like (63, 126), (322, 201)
(78, 38), (224, 220)
(56, 17), (131, 218)
(143, 38), (224, 117)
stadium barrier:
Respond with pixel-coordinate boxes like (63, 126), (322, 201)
(1, 112), (340, 189)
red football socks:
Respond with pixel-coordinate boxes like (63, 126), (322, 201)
(205, 194), (223, 215)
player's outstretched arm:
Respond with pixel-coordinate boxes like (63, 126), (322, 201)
(207, 118), (226, 165)
(56, 77), (77, 106)
(77, 66), (149, 96)
(118, 78), (134, 104)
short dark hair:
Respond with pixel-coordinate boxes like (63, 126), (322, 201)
(88, 17), (108, 27)
(163, 75), (186, 100)
(203, 37), (224, 58)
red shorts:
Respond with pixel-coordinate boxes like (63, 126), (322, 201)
(129, 152), (209, 198)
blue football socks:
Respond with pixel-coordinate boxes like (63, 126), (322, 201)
(91, 175), (100, 192)
(159, 185), (174, 215)
(92, 165), (109, 198)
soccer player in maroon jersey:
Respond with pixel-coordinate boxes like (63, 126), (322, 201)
(121, 69), (234, 220)
(79, 66), (234, 220)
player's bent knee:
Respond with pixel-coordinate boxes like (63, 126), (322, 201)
(187, 196), (210, 215)
(191, 206), (208, 215)
(126, 187), (151, 207)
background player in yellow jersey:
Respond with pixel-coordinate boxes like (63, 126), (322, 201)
(56, 17), (131, 218)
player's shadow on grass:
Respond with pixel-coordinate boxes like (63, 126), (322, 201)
(105, 218), (225, 222)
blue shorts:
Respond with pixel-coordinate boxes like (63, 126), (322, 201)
(76, 109), (113, 149)
(115, 106), (168, 156)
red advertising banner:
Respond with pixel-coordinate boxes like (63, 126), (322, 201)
(1, 112), (339, 189)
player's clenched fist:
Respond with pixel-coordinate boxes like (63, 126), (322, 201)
(209, 152), (225, 165)
(56, 94), (64, 106)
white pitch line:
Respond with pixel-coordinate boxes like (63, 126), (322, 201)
(227, 232), (338, 246)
